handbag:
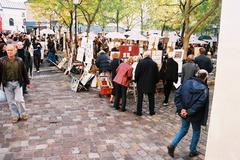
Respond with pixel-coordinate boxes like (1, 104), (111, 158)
(0, 90), (7, 102)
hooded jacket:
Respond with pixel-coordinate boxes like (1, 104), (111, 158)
(174, 77), (209, 125)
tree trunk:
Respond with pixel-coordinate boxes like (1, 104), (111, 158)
(161, 22), (166, 36)
(86, 23), (91, 36)
(183, 34), (190, 59)
(116, 10), (119, 32)
(181, 20), (186, 39)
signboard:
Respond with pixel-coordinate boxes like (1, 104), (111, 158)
(119, 45), (139, 58)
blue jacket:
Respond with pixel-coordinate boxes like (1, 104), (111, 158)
(194, 54), (213, 73)
(96, 52), (111, 73)
(174, 77), (209, 125)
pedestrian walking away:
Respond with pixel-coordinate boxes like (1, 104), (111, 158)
(167, 69), (209, 158)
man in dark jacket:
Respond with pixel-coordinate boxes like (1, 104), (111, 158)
(32, 39), (42, 72)
(194, 48), (213, 73)
(162, 53), (178, 106)
(0, 43), (31, 123)
(96, 50), (111, 73)
(135, 52), (159, 116)
(167, 69), (209, 158)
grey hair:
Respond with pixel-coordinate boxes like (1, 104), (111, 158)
(143, 51), (151, 58)
(195, 69), (208, 81)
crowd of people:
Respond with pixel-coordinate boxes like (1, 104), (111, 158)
(94, 34), (213, 157)
(0, 31), (214, 158)
(0, 32), (59, 123)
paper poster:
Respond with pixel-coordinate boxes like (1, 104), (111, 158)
(152, 50), (162, 68)
(57, 58), (68, 69)
(174, 77), (181, 89)
(84, 41), (94, 64)
(77, 47), (84, 62)
(173, 49), (184, 73)
(71, 77), (80, 92)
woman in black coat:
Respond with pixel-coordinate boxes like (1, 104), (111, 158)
(161, 53), (178, 106)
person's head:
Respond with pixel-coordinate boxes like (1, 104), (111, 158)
(6, 43), (17, 60)
(17, 41), (24, 49)
(0, 43), (6, 51)
(186, 54), (194, 61)
(127, 56), (134, 65)
(195, 69), (208, 82)
(199, 47), (206, 55)
(143, 50), (151, 58)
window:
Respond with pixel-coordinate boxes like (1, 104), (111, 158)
(9, 18), (14, 26)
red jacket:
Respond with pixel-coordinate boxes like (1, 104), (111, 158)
(113, 62), (133, 87)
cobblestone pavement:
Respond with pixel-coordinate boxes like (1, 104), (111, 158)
(0, 66), (213, 160)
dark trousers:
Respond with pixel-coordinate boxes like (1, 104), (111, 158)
(164, 80), (173, 103)
(34, 54), (41, 71)
(113, 84), (127, 110)
(137, 91), (155, 115)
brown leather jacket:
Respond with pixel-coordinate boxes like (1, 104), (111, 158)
(0, 56), (30, 87)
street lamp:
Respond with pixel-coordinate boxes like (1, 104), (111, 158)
(73, 0), (80, 56)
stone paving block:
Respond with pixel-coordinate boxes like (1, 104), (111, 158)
(0, 67), (213, 160)
(88, 153), (100, 159)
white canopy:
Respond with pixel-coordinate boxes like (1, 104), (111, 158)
(127, 34), (148, 41)
(40, 29), (55, 35)
(124, 30), (140, 36)
(105, 32), (126, 39)
(189, 39), (208, 45)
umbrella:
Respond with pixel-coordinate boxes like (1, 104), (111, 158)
(198, 35), (212, 40)
(124, 30), (140, 36)
(189, 39), (208, 45)
(40, 29), (55, 35)
(127, 34), (148, 41)
(105, 32), (125, 39)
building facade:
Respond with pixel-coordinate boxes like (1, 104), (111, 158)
(0, 0), (26, 32)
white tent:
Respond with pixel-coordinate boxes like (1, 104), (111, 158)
(40, 29), (55, 35)
(124, 30), (140, 36)
(127, 34), (148, 41)
(106, 32), (126, 39)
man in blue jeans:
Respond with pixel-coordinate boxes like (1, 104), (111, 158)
(167, 69), (209, 158)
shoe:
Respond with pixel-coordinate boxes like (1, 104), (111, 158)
(121, 108), (126, 112)
(37, 70), (40, 73)
(133, 111), (142, 116)
(163, 103), (169, 106)
(189, 151), (200, 157)
(23, 91), (28, 94)
(150, 112), (155, 116)
(12, 117), (19, 123)
(167, 145), (175, 158)
(20, 113), (29, 120)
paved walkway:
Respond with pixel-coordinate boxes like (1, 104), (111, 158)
(0, 66), (213, 160)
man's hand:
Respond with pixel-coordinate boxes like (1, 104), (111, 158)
(27, 84), (32, 89)
(180, 109), (188, 118)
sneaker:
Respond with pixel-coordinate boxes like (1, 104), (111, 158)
(163, 103), (169, 106)
(167, 145), (175, 158)
(12, 117), (19, 123)
(37, 70), (40, 73)
(20, 113), (29, 120)
(189, 151), (200, 157)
